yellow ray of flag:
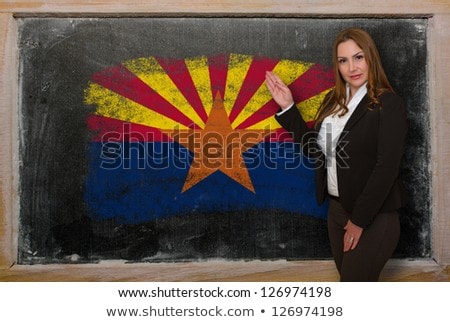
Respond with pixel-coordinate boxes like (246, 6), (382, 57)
(185, 56), (212, 120)
(85, 82), (187, 130)
(124, 57), (205, 128)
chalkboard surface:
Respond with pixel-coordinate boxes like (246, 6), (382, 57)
(17, 17), (429, 263)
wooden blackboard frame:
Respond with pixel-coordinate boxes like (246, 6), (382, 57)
(1, 1), (449, 273)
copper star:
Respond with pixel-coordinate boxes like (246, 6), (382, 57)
(167, 92), (270, 193)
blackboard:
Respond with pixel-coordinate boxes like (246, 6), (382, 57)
(17, 17), (429, 263)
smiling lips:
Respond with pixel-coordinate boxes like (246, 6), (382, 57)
(350, 74), (362, 80)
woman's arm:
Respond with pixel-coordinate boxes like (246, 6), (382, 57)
(265, 71), (313, 144)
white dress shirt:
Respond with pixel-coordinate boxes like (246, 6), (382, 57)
(317, 83), (368, 197)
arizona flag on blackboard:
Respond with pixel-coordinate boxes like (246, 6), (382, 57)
(84, 54), (334, 224)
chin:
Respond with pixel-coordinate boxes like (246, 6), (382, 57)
(348, 80), (367, 90)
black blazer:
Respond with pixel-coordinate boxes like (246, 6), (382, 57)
(275, 92), (408, 228)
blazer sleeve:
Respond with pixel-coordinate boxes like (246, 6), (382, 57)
(274, 105), (319, 156)
(351, 92), (408, 228)
(275, 105), (328, 205)
(275, 106), (310, 142)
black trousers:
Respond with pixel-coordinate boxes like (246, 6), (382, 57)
(327, 199), (400, 282)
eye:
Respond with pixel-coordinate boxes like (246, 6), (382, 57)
(338, 58), (346, 64)
(355, 54), (364, 61)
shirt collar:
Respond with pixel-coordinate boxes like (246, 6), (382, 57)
(346, 82), (368, 105)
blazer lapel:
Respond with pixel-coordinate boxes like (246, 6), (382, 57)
(341, 94), (370, 132)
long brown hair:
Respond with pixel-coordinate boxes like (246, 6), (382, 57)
(314, 28), (393, 128)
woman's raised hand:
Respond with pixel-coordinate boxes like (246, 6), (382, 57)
(265, 71), (295, 110)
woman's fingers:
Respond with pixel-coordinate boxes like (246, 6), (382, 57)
(266, 71), (283, 83)
(265, 71), (294, 109)
(343, 220), (363, 252)
(265, 71), (278, 92)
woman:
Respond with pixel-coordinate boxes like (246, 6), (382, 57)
(266, 28), (407, 281)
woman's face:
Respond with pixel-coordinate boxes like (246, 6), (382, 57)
(337, 39), (369, 96)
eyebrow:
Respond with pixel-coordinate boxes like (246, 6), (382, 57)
(337, 51), (364, 59)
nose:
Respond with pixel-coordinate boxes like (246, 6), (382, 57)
(348, 60), (357, 72)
